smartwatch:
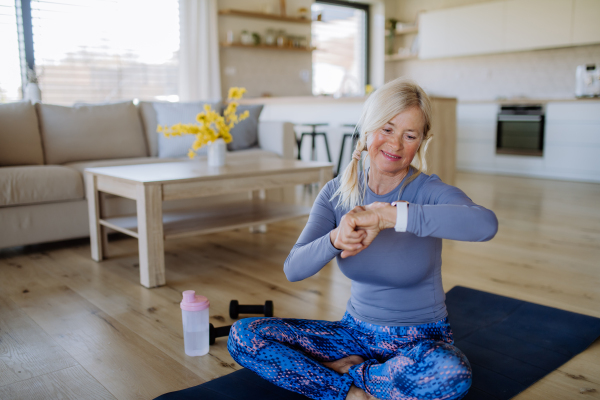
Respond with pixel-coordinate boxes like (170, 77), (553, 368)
(391, 201), (409, 232)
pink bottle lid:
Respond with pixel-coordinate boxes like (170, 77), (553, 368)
(180, 290), (209, 311)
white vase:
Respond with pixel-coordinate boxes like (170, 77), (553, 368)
(24, 82), (41, 103)
(207, 138), (227, 167)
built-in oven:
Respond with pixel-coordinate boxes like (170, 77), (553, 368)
(496, 105), (545, 156)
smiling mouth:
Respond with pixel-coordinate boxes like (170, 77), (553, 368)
(381, 150), (401, 160)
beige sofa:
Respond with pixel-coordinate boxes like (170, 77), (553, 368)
(0, 101), (296, 249)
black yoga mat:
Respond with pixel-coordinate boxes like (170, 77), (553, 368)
(156, 286), (600, 400)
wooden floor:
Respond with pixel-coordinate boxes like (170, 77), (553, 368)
(0, 172), (599, 400)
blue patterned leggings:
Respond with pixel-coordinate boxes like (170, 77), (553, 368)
(228, 312), (472, 400)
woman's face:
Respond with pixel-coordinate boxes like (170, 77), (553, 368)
(367, 106), (425, 177)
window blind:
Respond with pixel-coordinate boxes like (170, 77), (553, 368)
(0, 0), (23, 103)
(31, 0), (180, 105)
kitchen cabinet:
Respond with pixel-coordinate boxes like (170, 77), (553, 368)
(419, 0), (600, 60)
(572, 0), (600, 45)
(419, 2), (505, 59)
(457, 100), (600, 182)
(505, 0), (572, 51)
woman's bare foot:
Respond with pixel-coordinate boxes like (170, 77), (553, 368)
(346, 384), (380, 400)
(322, 354), (365, 374)
(322, 356), (380, 399)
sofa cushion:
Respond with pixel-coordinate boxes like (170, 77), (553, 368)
(227, 104), (264, 151)
(0, 101), (45, 166)
(0, 166), (84, 207)
(37, 101), (148, 165)
(154, 101), (221, 158)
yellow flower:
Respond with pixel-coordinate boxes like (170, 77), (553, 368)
(222, 132), (233, 143)
(228, 87), (247, 100)
(192, 138), (203, 151)
(224, 102), (238, 116)
(227, 113), (238, 125)
(365, 84), (374, 95)
(161, 87), (247, 159)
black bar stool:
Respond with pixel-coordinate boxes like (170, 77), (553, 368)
(296, 123), (331, 162)
(336, 124), (359, 176)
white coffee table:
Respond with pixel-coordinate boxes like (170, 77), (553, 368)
(85, 158), (333, 288)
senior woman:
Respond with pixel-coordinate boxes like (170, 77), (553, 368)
(228, 77), (498, 400)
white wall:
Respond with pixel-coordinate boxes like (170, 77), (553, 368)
(394, 44), (600, 101)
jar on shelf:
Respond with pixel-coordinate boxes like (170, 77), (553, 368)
(297, 7), (308, 19)
(265, 29), (276, 46)
(276, 30), (287, 47)
(299, 36), (308, 49)
(241, 30), (253, 45)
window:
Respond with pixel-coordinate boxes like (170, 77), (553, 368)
(0, 0), (23, 102)
(11, 0), (180, 105)
(311, 0), (369, 96)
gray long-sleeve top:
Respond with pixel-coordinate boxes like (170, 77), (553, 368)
(284, 171), (498, 326)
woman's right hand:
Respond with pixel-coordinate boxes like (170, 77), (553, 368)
(330, 207), (367, 258)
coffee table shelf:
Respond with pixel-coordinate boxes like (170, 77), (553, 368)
(99, 200), (311, 240)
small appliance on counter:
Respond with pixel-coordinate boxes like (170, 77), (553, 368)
(575, 64), (600, 97)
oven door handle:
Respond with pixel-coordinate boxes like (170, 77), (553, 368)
(498, 115), (543, 122)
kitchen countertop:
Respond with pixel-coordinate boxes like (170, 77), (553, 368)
(238, 95), (600, 105)
(459, 97), (600, 104)
(239, 95), (456, 105)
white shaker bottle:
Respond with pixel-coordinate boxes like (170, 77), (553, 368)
(180, 290), (210, 356)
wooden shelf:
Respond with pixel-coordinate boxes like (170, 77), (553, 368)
(385, 53), (418, 61)
(386, 26), (418, 36)
(218, 9), (311, 24)
(220, 42), (316, 52)
(100, 200), (312, 241)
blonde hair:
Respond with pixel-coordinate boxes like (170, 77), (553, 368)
(331, 77), (433, 210)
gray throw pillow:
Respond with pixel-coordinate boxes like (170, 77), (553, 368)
(227, 104), (264, 151)
(154, 101), (221, 158)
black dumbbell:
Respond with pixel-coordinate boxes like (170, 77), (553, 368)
(229, 300), (274, 319)
(209, 323), (231, 345)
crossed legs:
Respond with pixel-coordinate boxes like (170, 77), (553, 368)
(228, 316), (471, 400)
